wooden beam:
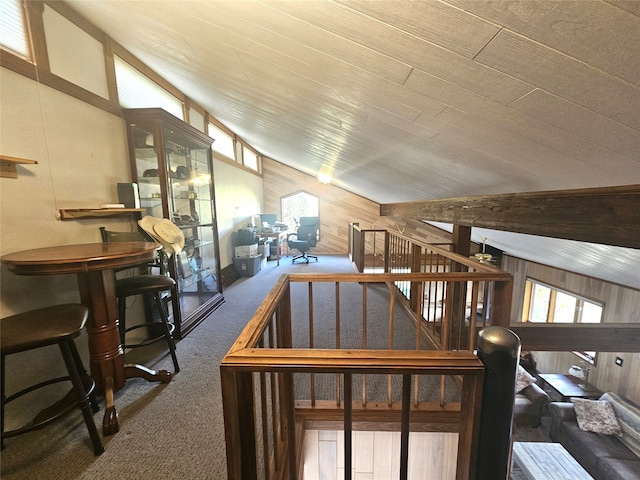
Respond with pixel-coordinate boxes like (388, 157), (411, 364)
(509, 324), (640, 352)
(380, 185), (640, 249)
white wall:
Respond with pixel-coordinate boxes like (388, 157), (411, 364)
(0, 68), (134, 315)
(213, 158), (263, 268)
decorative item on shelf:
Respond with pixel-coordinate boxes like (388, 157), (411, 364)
(117, 182), (140, 208)
(176, 166), (191, 179)
(475, 236), (493, 263)
(177, 191), (197, 199)
(190, 173), (210, 186)
(568, 360), (593, 391)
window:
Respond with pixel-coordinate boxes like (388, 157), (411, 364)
(208, 122), (235, 160)
(0, 0), (30, 59)
(281, 191), (319, 233)
(242, 144), (259, 172)
(523, 279), (603, 363)
(114, 56), (183, 119)
(189, 107), (205, 133)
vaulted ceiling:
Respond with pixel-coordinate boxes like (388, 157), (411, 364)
(65, 0), (640, 289)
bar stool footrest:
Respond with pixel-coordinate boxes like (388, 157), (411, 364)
(3, 376), (96, 438)
(122, 322), (176, 349)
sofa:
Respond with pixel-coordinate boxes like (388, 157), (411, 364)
(549, 392), (640, 479)
(514, 382), (550, 427)
(513, 364), (550, 427)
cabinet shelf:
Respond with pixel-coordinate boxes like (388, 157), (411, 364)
(58, 208), (146, 220)
(179, 267), (216, 290)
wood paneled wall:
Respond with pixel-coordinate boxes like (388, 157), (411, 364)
(262, 158), (452, 254)
(502, 255), (640, 404)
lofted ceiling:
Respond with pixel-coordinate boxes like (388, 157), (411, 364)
(64, 0), (640, 289)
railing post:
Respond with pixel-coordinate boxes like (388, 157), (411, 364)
(476, 326), (520, 480)
(221, 368), (257, 480)
(491, 279), (513, 327)
(277, 283), (297, 479)
(383, 230), (390, 273)
(409, 243), (422, 311)
(348, 223), (355, 262)
(358, 228), (365, 272)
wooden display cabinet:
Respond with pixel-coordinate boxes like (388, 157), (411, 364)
(123, 108), (224, 338)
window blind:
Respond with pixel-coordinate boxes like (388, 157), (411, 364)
(114, 56), (183, 120)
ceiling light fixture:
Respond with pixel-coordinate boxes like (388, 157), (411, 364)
(317, 172), (331, 184)
(475, 236), (493, 263)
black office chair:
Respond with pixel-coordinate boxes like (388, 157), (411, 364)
(287, 217), (319, 264)
(100, 227), (179, 373)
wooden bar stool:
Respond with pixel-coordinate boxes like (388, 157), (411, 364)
(100, 227), (180, 373)
(1, 304), (104, 455)
(116, 274), (180, 373)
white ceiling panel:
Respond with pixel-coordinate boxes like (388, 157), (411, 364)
(443, 0), (640, 85)
(475, 29), (640, 129)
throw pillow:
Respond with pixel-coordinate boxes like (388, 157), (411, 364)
(571, 398), (623, 436)
(515, 365), (536, 393)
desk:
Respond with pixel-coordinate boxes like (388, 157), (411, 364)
(1, 242), (171, 435)
(539, 373), (602, 402)
(261, 231), (288, 266)
(512, 442), (593, 479)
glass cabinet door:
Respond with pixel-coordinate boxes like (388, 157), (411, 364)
(125, 108), (223, 338)
(131, 124), (164, 218)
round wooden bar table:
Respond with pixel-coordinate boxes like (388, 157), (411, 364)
(1, 242), (172, 435)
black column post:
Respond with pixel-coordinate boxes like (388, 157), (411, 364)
(476, 326), (521, 480)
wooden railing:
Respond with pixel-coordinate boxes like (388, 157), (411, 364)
(349, 223), (512, 351)
(221, 266), (513, 479)
(348, 224), (388, 272)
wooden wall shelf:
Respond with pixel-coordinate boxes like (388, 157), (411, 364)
(1, 155), (38, 178)
(58, 208), (146, 221)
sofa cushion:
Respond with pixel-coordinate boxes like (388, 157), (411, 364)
(596, 457), (640, 480)
(516, 365), (536, 393)
(559, 421), (637, 461)
(572, 397), (622, 436)
(601, 392), (640, 457)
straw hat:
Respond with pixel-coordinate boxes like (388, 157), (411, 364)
(138, 216), (185, 256)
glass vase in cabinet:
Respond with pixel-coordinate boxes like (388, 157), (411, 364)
(123, 108), (224, 338)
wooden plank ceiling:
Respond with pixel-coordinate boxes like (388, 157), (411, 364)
(64, 0), (640, 288)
